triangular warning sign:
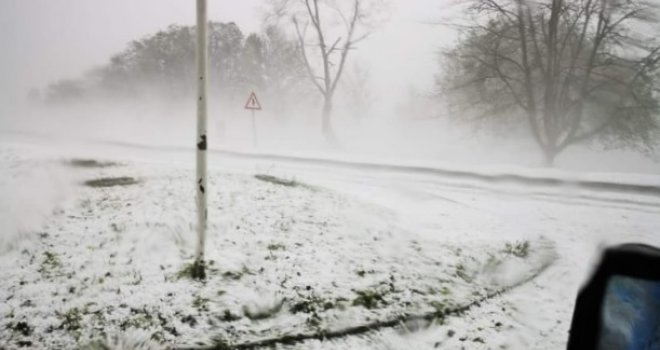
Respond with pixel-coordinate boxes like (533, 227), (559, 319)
(244, 92), (262, 110)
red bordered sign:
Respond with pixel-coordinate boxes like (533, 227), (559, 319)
(244, 92), (262, 110)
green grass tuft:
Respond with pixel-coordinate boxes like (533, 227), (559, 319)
(38, 251), (61, 277)
(192, 295), (210, 312)
(290, 296), (337, 314)
(84, 177), (139, 188)
(455, 263), (473, 283)
(221, 309), (242, 322)
(352, 289), (388, 309)
(254, 174), (299, 187)
(9, 321), (32, 336)
(58, 307), (82, 331)
(267, 243), (286, 251)
(211, 335), (232, 350)
(503, 240), (530, 258)
(68, 159), (119, 168)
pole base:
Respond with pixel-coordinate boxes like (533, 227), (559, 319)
(191, 258), (206, 280)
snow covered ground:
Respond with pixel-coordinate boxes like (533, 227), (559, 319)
(1, 136), (659, 349)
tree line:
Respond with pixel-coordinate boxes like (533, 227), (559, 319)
(43, 22), (313, 115)
(38, 0), (660, 165)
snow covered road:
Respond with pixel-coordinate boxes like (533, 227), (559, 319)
(1, 136), (659, 349)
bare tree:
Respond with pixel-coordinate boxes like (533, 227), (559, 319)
(440, 0), (660, 165)
(269, 0), (374, 143)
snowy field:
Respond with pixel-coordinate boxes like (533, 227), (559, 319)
(1, 136), (659, 349)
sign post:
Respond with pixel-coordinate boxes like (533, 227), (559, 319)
(192, 0), (208, 280)
(244, 91), (262, 147)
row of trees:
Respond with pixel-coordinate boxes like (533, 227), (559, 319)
(42, 0), (378, 144)
(43, 1), (373, 131)
(40, 0), (659, 164)
(44, 22), (313, 114)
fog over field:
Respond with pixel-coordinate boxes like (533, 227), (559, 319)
(1, 1), (659, 349)
(2, 0), (658, 171)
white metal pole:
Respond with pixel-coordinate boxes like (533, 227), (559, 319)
(194, 0), (208, 278)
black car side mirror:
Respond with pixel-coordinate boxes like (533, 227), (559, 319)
(567, 243), (660, 349)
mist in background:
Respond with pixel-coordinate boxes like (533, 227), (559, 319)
(1, 0), (658, 173)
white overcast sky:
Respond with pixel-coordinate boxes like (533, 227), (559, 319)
(0, 0), (458, 109)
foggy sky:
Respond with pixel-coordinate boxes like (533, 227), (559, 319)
(0, 0), (456, 116)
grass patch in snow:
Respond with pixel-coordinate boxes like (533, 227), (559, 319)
(220, 310), (242, 322)
(222, 270), (244, 280)
(0, 163), (558, 348)
(119, 309), (159, 332)
(267, 243), (286, 251)
(84, 177), (140, 188)
(254, 174), (300, 188)
(110, 222), (125, 233)
(355, 269), (375, 277)
(352, 289), (389, 309)
(38, 250), (61, 277)
(8, 321), (33, 337)
(58, 307), (83, 331)
(255, 174), (318, 191)
(192, 295), (210, 312)
(503, 240), (530, 258)
(68, 159), (120, 168)
(454, 263), (473, 283)
(429, 300), (453, 320)
(211, 336), (232, 350)
(222, 266), (254, 281)
(290, 296), (339, 314)
(290, 294), (344, 328)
